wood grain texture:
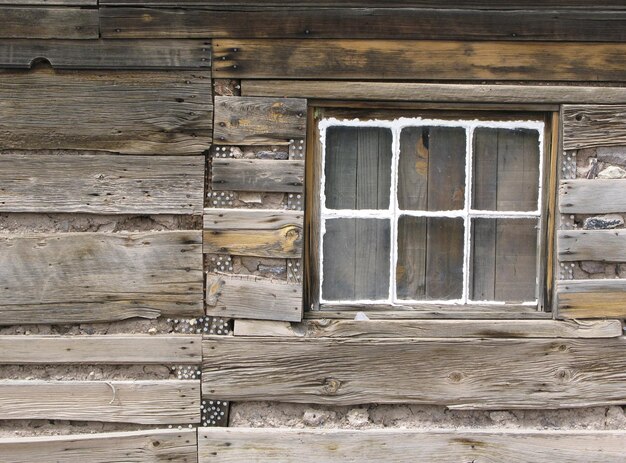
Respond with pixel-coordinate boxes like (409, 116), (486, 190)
(563, 105), (626, 149)
(0, 39), (210, 69)
(203, 209), (303, 258)
(203, 336), (626, 407)
(207, 275), (302, 322)
(0, 7), (98, 39)
(0, 429), (197, 463)
(214, 40), (626, 81)
(557, 279), (626, 319)
(0, 381), (200, 424)
(0, 154), (204, 214)
(0, 67), (212, 155)
(212, 159), (304, 193)
(214, 96), (306, 145)
(560, 179), (626, 214)
(0, 335), (202, 364)
(558, 230), (626, 262)
(0, 231), (203, 325)
(100, 7), (626, 41)
(233, 319), (623, 338)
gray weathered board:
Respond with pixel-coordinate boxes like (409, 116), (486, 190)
(0, 7), (98, 39)
(211, 158), (304, 193)
(0, 39), (211, 69)
(203, 209), (303, 258)
(0, 381), (200, 424)
(0, 429), (197, 463)
(213, 96), (307, 145)
(557, 279), (626, 319)
(0, 67), (212, 154)
(0, 231), (203, 325)
(563, 105), (626, 149)
(0, 335), (202, 364)
(558, 230), (626, 261)
(203, 336), (626, 408)
(207, 275), (302, 322)
(0, 154), (204, 214)
(559, 179), (626, 214)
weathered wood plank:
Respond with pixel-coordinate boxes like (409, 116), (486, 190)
(215, 40), (626, 81)
(563, 105), (626, 149)
(0, 39), (210, 69)
(0, 7), (98, 39)
(0, 429), (197, 463)
(0, 381), (200, 424)
(0, 1), (95, 4)
(203, 336), (626, 407)
(557, 279), (626, 318)
(101, 7), (626, 42)
(0, 154), (204, 214)
(203, 209), (303, 258)
(198, 428), (626, 463)
(212, 159), (304, 193)
(213, 96), (306, 145)
(0, 335), (202, 364)
(560, 179), (626, 214)
(233, 319), (623, 338)
(207, 275), (302, 322)
(558, 230), (626, 262)
(0, 67), (212, 155)
(0, 231), (203, 325)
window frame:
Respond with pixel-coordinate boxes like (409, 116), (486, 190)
(305, 104), (558, 318)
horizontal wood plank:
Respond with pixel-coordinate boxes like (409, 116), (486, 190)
(0, 39), (210, 69)
(557, 279), (626, 318)
(0, 380), (200, 424)
(0, 7), (98, 39)
(0, 154), (204, 214)
(563, 105), (626, 149)
(199, 428), (626, 463)
(560, 179), (626, 214)
(558, 229), (626, 261)
(234, 318), (623, 338)
(0, 429), (197, 463)
(212, 159), (304, 193)
(0, 67), (212, 155)
(0, 335), (202, 364)
(203, 336), (626, 407)
(214, 39), (626, 81)
(243, 80), (626, 104)
(0, 231), (203, 325)
(207, 275), (302, 322)
(203, 209), (303, 258)
(214, 96), (306, 145)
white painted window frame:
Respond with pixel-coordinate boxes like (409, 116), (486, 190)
(318, 117), (545, 307)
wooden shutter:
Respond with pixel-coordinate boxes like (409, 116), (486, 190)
(205, 96), (307, 322)
(556, 105), (626, 318)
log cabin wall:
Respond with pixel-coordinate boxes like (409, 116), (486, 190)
(1, 2), (626, 462)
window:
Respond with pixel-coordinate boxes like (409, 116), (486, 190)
(307, 108), (554, 313)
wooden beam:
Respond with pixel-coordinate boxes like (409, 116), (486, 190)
(559, 179), (626, 214)
(233, 318), (623, 338)
(0, 381), (200, 424)
(203, 336), (626, 407)
(0, 154), (204, 214)
(0, 39), (211, 69)
(214, 39), (626, 82)
(0, 335), (202, 364)
(0, 7), (98, 39)
(207, 275), (302, 322)
(0, 67), (212, 155)
(563, 105), (626, 149)
(243, 80), (626, 104)
(558, 229), (626, 262)
(203, 209), (303, 258)
(557, 279), (626, 319)
(0, 429), (197, 463)
(198, 427), (626, 463)
(0, 231), (203, 325)
(212, 159), (304, 193)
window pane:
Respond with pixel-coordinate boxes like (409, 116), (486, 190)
(325, 127), (392, 210)
(398, 126), (466, 211)
(323, 218), (390, 301)
(473, 128), (540, 212)
(396, 216), (464, 300)
(471, 218), (538, 302)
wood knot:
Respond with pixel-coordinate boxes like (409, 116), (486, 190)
(322, 378), (341, 395)
(448, 371), (464, 383)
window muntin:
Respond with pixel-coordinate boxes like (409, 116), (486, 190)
(319, 117), (545, 307)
